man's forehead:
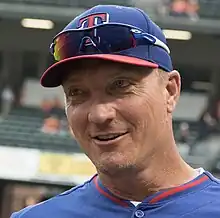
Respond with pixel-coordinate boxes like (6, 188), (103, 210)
(71, 59), (141, 73)
(62, 59), (153, 84)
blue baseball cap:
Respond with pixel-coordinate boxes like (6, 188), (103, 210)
(41, 5), (173, 87)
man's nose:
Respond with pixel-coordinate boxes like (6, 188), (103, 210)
(88, 103), (116, 125)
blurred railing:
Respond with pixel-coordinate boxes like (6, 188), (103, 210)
(0, 0), (132, 8)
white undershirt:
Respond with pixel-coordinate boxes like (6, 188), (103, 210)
(130, 168), (205, 206)
(131, 201), (141, 206)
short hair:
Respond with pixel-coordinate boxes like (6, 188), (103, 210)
(156, 68), (169, 84)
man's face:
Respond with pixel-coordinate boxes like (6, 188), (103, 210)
(63, 60), (180, 175)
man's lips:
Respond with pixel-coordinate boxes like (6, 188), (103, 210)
(91, 132), (128, 142)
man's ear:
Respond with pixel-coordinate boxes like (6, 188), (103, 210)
(166, 70), (181, 113)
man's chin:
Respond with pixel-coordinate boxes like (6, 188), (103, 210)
(96, 157), (136, 176)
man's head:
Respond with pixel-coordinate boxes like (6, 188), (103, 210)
(40, 5), (181, 175)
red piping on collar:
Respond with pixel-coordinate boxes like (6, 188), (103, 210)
(149, 175), (209, 204)
(94, 176), (129, 207)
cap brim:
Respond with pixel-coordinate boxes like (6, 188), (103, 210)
(40, 54), (159, 87)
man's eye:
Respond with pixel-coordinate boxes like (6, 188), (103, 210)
(68, 88), (83, 97)
(112, 79), (130, 89)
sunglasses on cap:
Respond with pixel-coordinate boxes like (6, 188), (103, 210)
(50, 24), (170, 62)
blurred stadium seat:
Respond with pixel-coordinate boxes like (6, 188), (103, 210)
(0, 106), (81, 152)
(198, 0), (220, 19)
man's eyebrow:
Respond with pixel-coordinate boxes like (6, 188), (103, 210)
(62, 72), (85, 86)
(113, 67), (152, 78)
(65, 77), (83, 84)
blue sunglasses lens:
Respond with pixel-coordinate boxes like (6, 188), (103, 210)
(52, 25), (150, 61)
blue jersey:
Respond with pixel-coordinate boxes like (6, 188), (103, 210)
(11, 171), (220, 218)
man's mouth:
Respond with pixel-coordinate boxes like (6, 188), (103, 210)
(93, 132), (127, 141)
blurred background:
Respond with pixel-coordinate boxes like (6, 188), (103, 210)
(0, 0), (220, 217)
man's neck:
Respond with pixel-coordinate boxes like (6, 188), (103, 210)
(98, 151), (197, 202)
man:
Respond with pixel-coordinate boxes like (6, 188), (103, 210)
(11, 4), (220, 218)
(0, 85), (14, 120)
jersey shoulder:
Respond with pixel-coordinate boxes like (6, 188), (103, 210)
(173, 172), (220, 217)
(10, 176), (96, 218)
